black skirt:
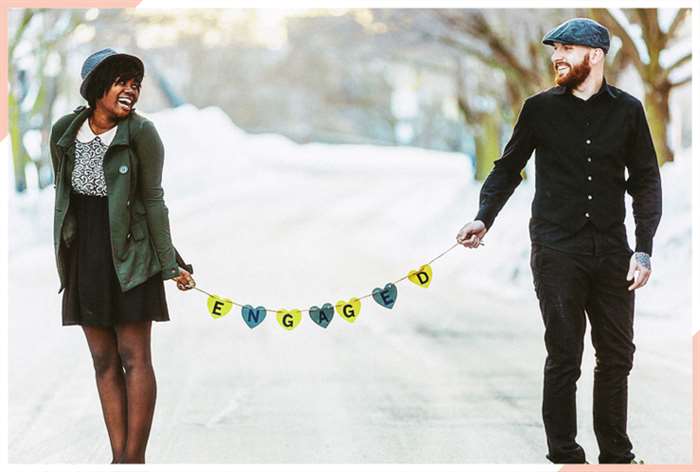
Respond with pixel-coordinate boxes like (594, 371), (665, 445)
(62, 192), (170, 327)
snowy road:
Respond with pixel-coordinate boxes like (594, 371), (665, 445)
(8, 105), (691, 464)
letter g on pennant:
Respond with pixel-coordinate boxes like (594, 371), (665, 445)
(276, 309), (302, 331)
(335, 298), (362, 323)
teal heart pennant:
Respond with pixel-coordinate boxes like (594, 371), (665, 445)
(309, 303), (334, 328)
(372, 283), (398, 309)
(241, 305), (267, 329)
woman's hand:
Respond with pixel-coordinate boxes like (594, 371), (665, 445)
(171, 268), (196, 291)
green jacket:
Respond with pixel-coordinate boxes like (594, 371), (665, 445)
(50, 105), (180, 293)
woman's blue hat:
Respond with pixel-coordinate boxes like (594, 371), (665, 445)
(542, 18), (611, 53)
(80, 48), (144, 100)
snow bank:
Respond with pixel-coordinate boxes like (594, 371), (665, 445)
(9, 104), (690, 320)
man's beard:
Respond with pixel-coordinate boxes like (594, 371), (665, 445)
(554, 53), (592, 88)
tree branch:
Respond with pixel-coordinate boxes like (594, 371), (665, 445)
(635, 9), (660, 45)
(9, 9), (36, 58)
(666, 8), (690, 40)
(462, 11), (542, 86)
(670, 75), (691, 89)
(667, 52), (691, 72)
(417, 29), (516, 76)
(589, 9), (645, 73)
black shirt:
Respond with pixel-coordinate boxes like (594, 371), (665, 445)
(475, 79), (662, 256)
(529, 217), (630, 256)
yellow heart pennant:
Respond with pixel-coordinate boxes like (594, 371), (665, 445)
(207, 295), (234, 319)
(276, 309), (302, 331)
(408, 264), (432, 288)
(335, 298), (361, 323)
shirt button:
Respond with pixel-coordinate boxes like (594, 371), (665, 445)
(119, 165), (129, 174)
(588, 195), (593, 200)
(586, 139), (591, 144)
(586, 121), (591, 126)
(587, 157), (592, 162)
(585, 212), (590, 218)
(587, 176), (592, 181)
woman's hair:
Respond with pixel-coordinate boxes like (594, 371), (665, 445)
(85, 57), (144, 109)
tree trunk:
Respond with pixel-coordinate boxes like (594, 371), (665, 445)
(644, 83), (673, 164)
(474, 111), (501, 181)
(9, 92), (28, 193)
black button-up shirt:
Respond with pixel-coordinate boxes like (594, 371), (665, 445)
(475, 79), (662, 256)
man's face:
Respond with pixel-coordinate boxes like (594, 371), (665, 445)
(550, 42), (592, 88)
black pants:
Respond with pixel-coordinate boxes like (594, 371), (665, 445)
(530, 244), (635, 464)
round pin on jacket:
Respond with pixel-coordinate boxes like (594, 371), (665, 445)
(119, 165), (129, 174)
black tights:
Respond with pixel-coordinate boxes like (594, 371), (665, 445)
(82, 320), (156, 464)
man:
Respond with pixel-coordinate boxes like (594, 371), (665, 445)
(456, 18), (661, 464)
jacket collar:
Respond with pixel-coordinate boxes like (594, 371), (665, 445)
(551, 77), (618, 99)
(56, 107), (131, 149)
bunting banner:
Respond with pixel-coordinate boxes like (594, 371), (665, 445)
(193, 241), (473, 331)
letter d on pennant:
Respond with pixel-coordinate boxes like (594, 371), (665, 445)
(408, 264), (433, 288)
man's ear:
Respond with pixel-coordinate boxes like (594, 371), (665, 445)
(590, 48), (605, 65)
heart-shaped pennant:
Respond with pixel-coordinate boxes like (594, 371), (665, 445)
(207, 295), (234, 319)
(276, 309), (302, 331)
(309, 303), (334, 329)
(335, 298), (361, 323)
(408, 264), (432, 288)
(241, 305), (267, 329)
(372, 283), (398, 309)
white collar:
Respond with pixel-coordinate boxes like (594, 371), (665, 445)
(76, 118), (117, 145)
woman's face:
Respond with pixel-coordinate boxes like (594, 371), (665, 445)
(96, 76), (141, 119)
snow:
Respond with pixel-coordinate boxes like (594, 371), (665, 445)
(10, 103), (690, 314)
(8, 104), (691, 463)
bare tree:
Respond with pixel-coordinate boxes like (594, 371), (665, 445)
(375, 9), (574, 179)
(9, 9), (83, 192)
(376, 8), (690, 177)
(589, 8), (691, 164)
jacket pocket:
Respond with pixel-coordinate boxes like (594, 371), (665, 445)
(132, 199), (147, 216)
(131, 221), (147, 241)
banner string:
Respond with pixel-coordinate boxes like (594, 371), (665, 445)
(191, 241), (478, 314)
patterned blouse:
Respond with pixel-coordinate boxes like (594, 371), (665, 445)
(71, 119), (117, 197)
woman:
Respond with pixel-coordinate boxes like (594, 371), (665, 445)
(49, 48), (195, 463)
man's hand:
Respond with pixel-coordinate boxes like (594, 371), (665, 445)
(171, 268), (196, 291)
(456, 220), (487, 248)
(626, 252), (651, 291)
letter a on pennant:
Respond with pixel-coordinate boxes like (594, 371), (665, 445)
(276, 309), (302, 331)
(207, 295), (234, 319)
(309, 303), (334, 329)
(408, 264), (432, 288)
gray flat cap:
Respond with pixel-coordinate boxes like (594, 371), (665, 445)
(80, 48), (144, 100)
(542, 18), (610, 53)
